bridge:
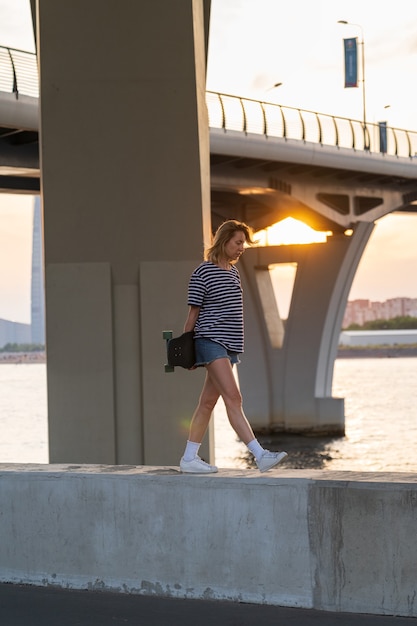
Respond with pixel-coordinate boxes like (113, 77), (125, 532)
(1, 38), (417, 461)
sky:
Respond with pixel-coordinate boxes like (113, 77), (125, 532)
(0, 0), (417, 323)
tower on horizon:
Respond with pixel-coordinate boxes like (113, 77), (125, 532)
(31, 196), (45, 345)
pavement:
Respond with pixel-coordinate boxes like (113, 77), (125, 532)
(0, 584), (415, 626)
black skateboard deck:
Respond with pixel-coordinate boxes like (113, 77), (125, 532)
(163, 330), (196, 372)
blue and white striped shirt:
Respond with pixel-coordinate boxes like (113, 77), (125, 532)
(188, 261), (244, 352)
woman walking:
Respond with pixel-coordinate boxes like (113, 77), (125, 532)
(180, 220), (288, 473)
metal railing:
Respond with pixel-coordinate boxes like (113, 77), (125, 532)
(1, 45), (416, 160)
(0, 46), (38, 98)
(206, 91), (417, 160)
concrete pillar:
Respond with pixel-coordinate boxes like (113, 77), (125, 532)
(37, 1), (212, 464)
(238, 222), (374, 434)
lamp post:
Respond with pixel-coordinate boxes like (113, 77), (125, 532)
(266, 82), (283, 91)
(338, 20), (368, 149)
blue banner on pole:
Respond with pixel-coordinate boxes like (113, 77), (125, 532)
(379, 121), (387, 153)
(343, 37), (358, 88)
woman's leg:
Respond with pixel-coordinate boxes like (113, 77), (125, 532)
(206, 357), (255, 445)
(180, 372), (220, 472)
(206, 358), (288, 471)
(187, 370), (220, 443)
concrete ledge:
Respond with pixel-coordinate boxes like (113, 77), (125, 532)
(1, 464), (416, 616)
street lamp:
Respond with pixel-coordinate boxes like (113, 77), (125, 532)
(265, 82), (283, 91)
(338, 20), (368, 148)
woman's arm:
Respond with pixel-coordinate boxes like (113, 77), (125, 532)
(184, 305), (200, 333)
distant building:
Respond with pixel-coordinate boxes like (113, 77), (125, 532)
(0, 318), (31, 348)
(340, 329), (417, 346)
(31, 197), (45, 344)
(343, 297), (417, 327)
(0, 196), (45, 349)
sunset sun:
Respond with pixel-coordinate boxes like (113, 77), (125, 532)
(254, 217), (331, 246)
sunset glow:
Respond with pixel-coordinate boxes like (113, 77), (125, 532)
(254, 217), (331, 246)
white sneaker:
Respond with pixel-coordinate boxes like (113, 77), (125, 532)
(180, 456), (218, 474)
(256, 450), (287, 473)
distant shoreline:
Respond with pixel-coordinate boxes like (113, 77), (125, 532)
(0, 352), (46, 364)
(1, 347), (417, 364)
(337, 346), (417, 358)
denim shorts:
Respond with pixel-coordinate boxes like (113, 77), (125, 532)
(194, 337), (240, 367)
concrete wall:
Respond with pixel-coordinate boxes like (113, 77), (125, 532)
(1, 464), (416, 617)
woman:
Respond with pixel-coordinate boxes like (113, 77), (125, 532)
(180, 219), (288, 473)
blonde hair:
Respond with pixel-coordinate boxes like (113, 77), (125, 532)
(205, 220), (255, 265)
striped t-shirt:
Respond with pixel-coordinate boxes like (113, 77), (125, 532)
(187, 261), (244, 353)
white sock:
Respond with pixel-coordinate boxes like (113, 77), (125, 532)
(247, 438), (265, 461)
(183, 440), (201, 461)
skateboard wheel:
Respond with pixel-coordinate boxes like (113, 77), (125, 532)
(162, 330), (173, 340)
(165, 364), (175, 373)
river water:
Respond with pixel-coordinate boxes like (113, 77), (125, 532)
(1, 358), (416, 472)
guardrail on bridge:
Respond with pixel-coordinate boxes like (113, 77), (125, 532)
(206, 91), (417, 160)
(0, 46), (38, 98)
(1, 46), (416, 160)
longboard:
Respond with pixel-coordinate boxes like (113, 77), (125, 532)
(163, 330), (196, 372)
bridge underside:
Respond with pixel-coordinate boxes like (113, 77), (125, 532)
(0, 92), (39, 193)
(209, 131), (417, 233)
